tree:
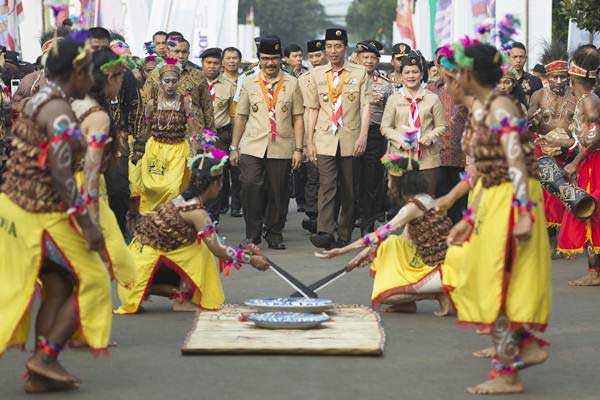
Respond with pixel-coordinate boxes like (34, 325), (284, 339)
(552, 0), (569, 45)
(346, 0), (397, 48)
(560, 0), (600, 33)
(238, 0), (329, 48)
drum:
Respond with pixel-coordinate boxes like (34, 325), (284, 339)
(538, 155), (597, 220)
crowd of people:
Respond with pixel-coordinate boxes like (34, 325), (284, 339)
(0, 16), (599, 396)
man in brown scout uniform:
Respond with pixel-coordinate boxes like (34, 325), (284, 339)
(305, 28), (371, 249)
(141, 36), (214, 133)
(299, 39), (328, 234)
(356, 40), (393, 235)
(200, 47), (238, 221)
(230, 37), (304, 249)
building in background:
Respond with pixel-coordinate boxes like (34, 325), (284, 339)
(321, 0), (351, 27)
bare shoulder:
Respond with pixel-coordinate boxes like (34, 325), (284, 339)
(490, 95), (521, 123)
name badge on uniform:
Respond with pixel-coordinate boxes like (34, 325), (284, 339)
(347, 78), (357, 85)
(252, 104), (259, 112)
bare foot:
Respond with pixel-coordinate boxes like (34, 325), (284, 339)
(473, 346), (495, 358)
(26, 353), (80, 384)
(476, 327), (492, 335)
(434, 293), (451, 317)
(466, 374), (524, 395)
(24, 373), (79, 393)
(520, 341), (549, 369)
(381, 302), (417, 313)
(70, 339), (118, 349)
(172, 300), (199, 312)
(568, 271), (600, 286)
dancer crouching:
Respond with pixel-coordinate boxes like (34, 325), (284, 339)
(115, 148), (269, 314)
(0, 36), (112, 392)
(316, 155), (452, 315)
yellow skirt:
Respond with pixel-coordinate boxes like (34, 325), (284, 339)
(0, 194), (112, 353)
(370, 235), (443, 306)
(74, 172), (135, 296)
(138, 137), (190, 214)
(114, 238), (225, 314)
(443, 179), (551, 331)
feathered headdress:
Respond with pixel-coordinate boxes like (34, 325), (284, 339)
(381, 153), (419, 177)
(187, 130), (229, 176)
(157, 57), (182, 76)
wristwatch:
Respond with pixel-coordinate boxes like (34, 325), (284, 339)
(229, 145), (238, 152)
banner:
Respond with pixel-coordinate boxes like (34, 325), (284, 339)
(79, 0), (97, 27)
(395, 0), (415, 48)
(432, 0), (452, 52)
(190, 0), (238, 63)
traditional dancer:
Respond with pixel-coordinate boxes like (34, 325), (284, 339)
(0, 36), (112, 392)
(133, 58), (196, 214)
(443, 40), (551, 395)
(527, 44), (576, 255)
(116, 149), (270, 314)
(555, 46), (600, 285)
(316, 155), (452, 316)
(71, 48), (135, 305)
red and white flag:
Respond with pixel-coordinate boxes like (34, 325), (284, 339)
(395, 0), (416, 48)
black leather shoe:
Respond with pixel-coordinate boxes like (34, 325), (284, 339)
(267, 240), (286, 250)
(301, 217), (317, 233)
(231, 209), (243, 217)
(310, 232), (334, 249)
(297, 203), (306, 213)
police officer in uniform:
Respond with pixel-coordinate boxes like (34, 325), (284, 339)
(356, 41), (393, 235)
(305, 28), (371, 249)
(299, 39), (328, 233)
(230, 37), (304, 249)
(389, 42), (412, 90)
(200, 48), (238, 220)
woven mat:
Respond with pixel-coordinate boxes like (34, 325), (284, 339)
(181, 305), (385, 356)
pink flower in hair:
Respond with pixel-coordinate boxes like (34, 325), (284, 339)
(437, 44), (454, 59)
(211, 148), (228, 160)
(458, 36), (480, 48)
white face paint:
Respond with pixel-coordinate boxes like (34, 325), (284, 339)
(52, 114), (76, 134)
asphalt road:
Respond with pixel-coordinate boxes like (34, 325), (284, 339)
(1, 207), (599, 400)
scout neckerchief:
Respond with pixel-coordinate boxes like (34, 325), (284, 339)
(258, 70), (285, 142)
(208, 79), (216, 102)
(401, 86), (423, 160)
(326, 67), (348, 135)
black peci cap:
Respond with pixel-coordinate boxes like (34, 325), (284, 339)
(257, 37), (282, 56)
(325, 28), (348, 46)
(200, 47), (222, 60)
(307, 39), (325, 53)
(367, 39), (384, 51)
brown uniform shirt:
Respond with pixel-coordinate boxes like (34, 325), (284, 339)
(142, 66), (215, 131)
(237, 71), (303, 159)
(304, 62), (371, 157)
(380, 88), (448, 170)
(208, 74), (236, 129)
(369, 72), (394, 125)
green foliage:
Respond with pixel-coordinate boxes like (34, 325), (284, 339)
(552, 0), (569, 45)
(346, 0), (397, 48)
(237, 0), (329, 48)
(560, 0), (600, 33)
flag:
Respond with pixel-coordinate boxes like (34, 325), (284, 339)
(395, 0), (415, 48)
(6, 0), (22, 50)
(79, 0), (97, 27)
(431, 0), (452, 52)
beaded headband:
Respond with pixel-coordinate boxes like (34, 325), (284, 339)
(110, 40), (131, 56)
(569, 61), (598, 79)
(381, 153), (418, 177)
(544, 60), (568, 75)
(188, 130), (229, 177)
(437, 44), (458, 76)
